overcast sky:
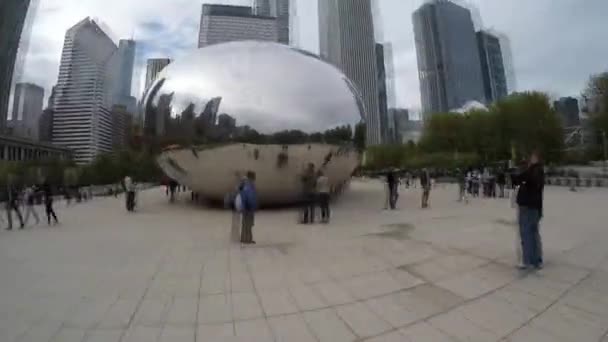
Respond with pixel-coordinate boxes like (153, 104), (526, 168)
(20, 0), (608, 117)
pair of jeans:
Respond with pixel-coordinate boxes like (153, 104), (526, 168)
(126, 191), (135, 211)
(45, 199), (58, 224)
(6, 200), (24, 229)
(319, 192), (330, 222)
(518, 206), (543, 266)
(241, 211), (255, 242)
(302, 193), (315, 223)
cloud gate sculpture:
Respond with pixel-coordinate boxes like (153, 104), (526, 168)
(143, 41), (364, 206)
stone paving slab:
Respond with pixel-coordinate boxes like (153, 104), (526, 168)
(1, 180), (608, 341)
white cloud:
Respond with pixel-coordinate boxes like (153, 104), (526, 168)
(20, 0), (608, 112)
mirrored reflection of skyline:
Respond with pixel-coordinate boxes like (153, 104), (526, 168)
(143, 41), (364, 146)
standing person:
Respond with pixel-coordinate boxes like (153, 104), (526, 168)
(168, 179), (178, 203)
(226, 176), (246, 242)
(42, 181), (59, 226)
(457, 168), (467, 202)
(420, 168), (431, 208)
(240, 171), (257, 244)
(515, 151), (545, 269)
(23, 185), (40, 226)
(316, 170), (330, 223)
(5, 182), (25, 230)
(385, 170), (398, 210)
(124, 175), (135, 212)
(497, 169), (506, 198)
(300, 163), (316, 224)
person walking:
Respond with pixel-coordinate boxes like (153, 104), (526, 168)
(497, 169), (506, 198)
(420, 168), (431, 209)
(42, 181), (59, 226)
(300, 163), (317, 224)
(316, 171), (330, 223)
(457, 168), (466, 202)
(124, 175), (136, 212)
(23, 185), (40, 226)
(385, 170), (398, 210)
(5, 182), (25, 230)
(515, 151), (545, 270)
(240, 171), (257, 244)
(168, 179), (178, 203)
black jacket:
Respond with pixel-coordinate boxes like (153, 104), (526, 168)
(516, 163), (544, 212)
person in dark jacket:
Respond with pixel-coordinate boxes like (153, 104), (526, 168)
(497, 169), (507, 198)
(42, 181), (59, 226)
(300, 163), (317, 224)
(5, 182), (24, 230)
(420, 168), (431, 208)
(385, 170), (398, 210)
(515, 151), (544, 269)
(240, 171), (258, 244)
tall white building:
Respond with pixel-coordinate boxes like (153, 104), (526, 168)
(144, 58), (171, 93)
(52, 17), (119, 164)
(318, 0), (381, 146)
(198, 4), (278, 48)
(254, 0), (290, 44)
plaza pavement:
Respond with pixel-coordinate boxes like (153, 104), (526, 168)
(1, 180), (608, 342)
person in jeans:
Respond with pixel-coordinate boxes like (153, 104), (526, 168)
(385, 170), (398, 210)
(23, 185), (40, 226)
(42, 181), (59, 226)
(5, 183), (24, 230)
(420, 168), (431, 208)
(240, 171), (258, 244)
(316, 171), (330, 223)
(300, 163), (317, 224)
(515, 151), (545, 269)
(124, 176), (136, 212)
(497, 169), (507, 198)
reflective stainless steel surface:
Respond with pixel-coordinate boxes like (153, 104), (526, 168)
(146, 41), (363, 205)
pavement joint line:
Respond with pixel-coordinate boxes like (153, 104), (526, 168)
(193, 249), (207, 342)
(501, 269), (594, 341)
(112, 253), (165, 342)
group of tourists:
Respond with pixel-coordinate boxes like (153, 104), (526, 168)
(384, 168), (432, 210)
(300, 163), (331, 224)
(457, 167), (509, 201)
(381, 151), (545, 271)
(3, 181), (59, 230)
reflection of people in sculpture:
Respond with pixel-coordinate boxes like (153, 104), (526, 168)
(300, 163), (317, 224)
(239, 171), (257, 244)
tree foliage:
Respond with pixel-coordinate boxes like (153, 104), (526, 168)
(419, 92), (563, 163)
(584, 72), (608, 154)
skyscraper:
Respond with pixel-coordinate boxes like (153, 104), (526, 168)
(254, 0), (290, 44)
(0, 0), (31, 132)
(375, 43), (389, 144)
(477, 30), (508, 104)
(113, 39), (136, 113)
(383, 42), (397, 110)
(52, 18), (120, 164)
(145, 58), (171, 93)
(8, 82), (44, 140)
(413, 0), (485, 115)
(319, 0), (381, 146)
(198, 4), (278, 48)
(554, 97), (580, 127)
